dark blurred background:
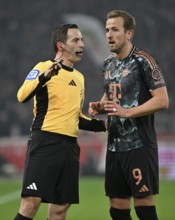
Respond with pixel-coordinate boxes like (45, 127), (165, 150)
(0, 0), (174, 136)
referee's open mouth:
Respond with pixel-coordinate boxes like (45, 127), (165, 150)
(75, 50), (83, 57)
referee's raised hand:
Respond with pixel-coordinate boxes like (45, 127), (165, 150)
(88, 101), (104, 117)
(44, 60), (63, 78)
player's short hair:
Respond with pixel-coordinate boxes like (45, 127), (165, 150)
(107, 10), (136, 32)
(51, 24), (79, 52)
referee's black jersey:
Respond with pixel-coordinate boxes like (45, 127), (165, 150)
(17, 60), (90, 137)
(103, 46), (166, 152)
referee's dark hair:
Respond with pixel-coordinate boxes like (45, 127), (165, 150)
(51, 24), (79, 52)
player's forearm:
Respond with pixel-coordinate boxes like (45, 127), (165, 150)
(125, 96), (169, 118)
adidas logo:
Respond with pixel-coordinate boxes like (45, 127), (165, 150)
(139, 184), (149, 192)
(27, 182), (38, 190)
(69, 80), (76, 86)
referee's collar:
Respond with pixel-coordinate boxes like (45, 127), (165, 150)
(52, 59), (74, 72)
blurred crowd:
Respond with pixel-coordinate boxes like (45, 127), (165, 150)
(0, 0), (174, 136)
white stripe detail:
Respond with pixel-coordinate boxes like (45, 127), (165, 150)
(27, 182), (38, 190)
(32, 182), (37, 190)
(0, 190), (20, 205)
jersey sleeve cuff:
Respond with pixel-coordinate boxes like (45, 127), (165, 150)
(79, 117), (106, 132)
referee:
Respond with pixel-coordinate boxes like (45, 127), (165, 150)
(14, 24), (106, 220)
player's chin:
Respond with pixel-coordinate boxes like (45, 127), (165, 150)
(109, 47), (117, 53)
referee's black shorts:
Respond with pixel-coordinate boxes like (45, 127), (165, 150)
(21, 130), (80, 204)
(105, 146), (159, 199)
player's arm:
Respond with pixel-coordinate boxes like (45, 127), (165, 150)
(105, 53), (169, 118)
(105, 86), (169, 118)
(17, 61), (62, 103)
(125, 86), (169, 117)
(79, 112), (106, 132)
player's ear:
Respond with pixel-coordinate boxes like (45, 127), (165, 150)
(126, 30), (133, 40)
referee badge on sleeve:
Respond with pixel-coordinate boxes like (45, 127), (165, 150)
(26, 70), (39, 80)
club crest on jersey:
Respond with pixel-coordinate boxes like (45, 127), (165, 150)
(152, 68), (161, 80)
(122, 68), (129, 77)
(26, 70), (39, 80)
